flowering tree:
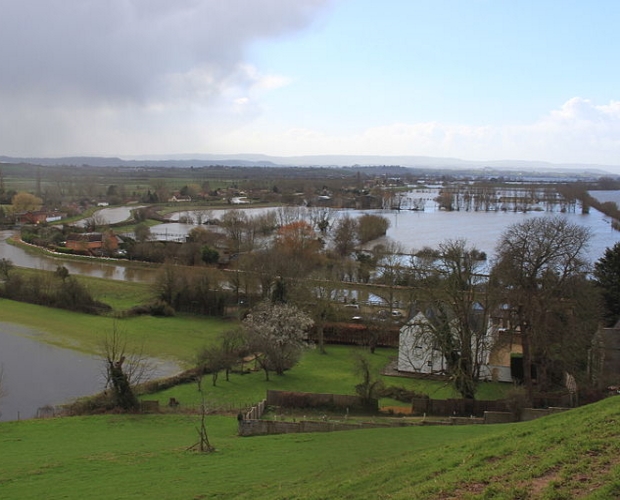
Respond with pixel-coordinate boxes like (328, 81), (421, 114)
(242, 301), (314, 380)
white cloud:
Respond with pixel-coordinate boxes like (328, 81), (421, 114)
(219, 98), (620, 166)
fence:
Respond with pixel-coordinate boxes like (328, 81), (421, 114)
(266, 390), (377, 411)
(411, 397), (508, 417)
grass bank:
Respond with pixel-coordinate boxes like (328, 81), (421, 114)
(1, 396), (619, 499)
(0, 298), (231, 364)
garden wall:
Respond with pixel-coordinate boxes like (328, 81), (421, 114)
(238, 418), (412, 437)
(411, 397), (507, 417)
(266, 390), (377, 411)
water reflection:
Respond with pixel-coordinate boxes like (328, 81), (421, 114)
(0, 230), (156, 283)
(0, 324), (102, 421)
(74, 205), (144, 227)
(160, 204), (620, 261)
(0, 323), (180, 422)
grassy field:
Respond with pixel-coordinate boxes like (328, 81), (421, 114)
(0, 298), (230, 365)
(0, 396), (619, 499)
(147, 344), (509, 410)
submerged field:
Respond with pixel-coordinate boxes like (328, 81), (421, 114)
(1, 396), (619, 499)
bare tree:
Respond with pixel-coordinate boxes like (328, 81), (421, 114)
(308, 206), (337, 234)
(100, 323), (153, 411)
(403, 239), (492, 399)
(492, 216), (593, 395)
(353, 352), (384, 408)
(197, 328), (246, 387)
(84, 211), (108, 232)
(332, 215), (359, 257)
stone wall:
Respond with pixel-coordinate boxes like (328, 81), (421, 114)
(411, 397), (507, 417)
(266, 390), (377, 411)
(238, 418), (413, 437)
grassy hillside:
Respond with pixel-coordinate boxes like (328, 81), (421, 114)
(1, 396), (619, 499)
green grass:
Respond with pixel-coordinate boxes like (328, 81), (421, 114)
(11, 267), (155, 312)
(146, 344), (508, 410)
(1, 396), (620, 499)
(0, 298), (231, 365)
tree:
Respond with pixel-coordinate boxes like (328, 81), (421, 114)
(332, 215), (358, 257)
(373, 241), (406, 312)
(593, 242), (620, 326)
(220, 209), (250, 253)
(100, 324), (152, 411)
(196, 345), (229, 387)
(308, 206), (337, 234)
(196, 328), (246, 386)
(353, 353), (384, 408)
(273, 220), (323, 279)
(404, 239), (492, 399)
(492, 216), (593, 395)
(242, 301), (314, 380)
(201, 245), (220, 265)
(134, 223), (151, 243)
(357, 214), (390, 244)
(11, 191), (43, 213)
(0, 258), (13, 280)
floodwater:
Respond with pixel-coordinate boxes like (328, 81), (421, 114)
(74, 205), (144, 227)
(160, 203), (620, 262)
(0, 322), (180, 422)
(0, 323), (103, 421)
(0, 230), (156, 283)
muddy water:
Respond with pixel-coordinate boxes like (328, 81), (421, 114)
(0, 322), (179, 421)
(0, 230), (156, 283)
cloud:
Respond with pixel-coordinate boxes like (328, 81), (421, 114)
(221, 98), (620, 166)
(0, 0), (330, 155)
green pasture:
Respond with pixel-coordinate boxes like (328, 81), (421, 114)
(0, 298), (230, 365)
(148, 344), (509, 410)
(1, 397), (620, 499)
(9, 267), (155, 311)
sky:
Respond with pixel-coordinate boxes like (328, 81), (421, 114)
(1, 0), (620, 168)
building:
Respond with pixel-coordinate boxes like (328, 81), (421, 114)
(592, 321), (620, 389)
(398, 307), (522, 383)
(65, 231), (120, 255)
(18, 210), (65, 224)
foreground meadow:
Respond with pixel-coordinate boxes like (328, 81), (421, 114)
(1, 396), (620, 499)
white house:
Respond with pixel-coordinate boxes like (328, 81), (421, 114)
(398, 310), (521, 383)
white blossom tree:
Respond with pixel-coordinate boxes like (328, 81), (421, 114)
(242, 301), (314, 380)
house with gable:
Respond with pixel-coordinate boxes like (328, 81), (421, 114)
(66, 231), (120, 255)
(18, 210), (66, 225)
(398, 305), (522, 383)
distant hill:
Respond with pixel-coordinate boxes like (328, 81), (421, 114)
(0, 153), (616, 176)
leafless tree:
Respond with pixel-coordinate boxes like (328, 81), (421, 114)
(100, 323), (154, 411)
(332, 215), (359, 257)
(492, 216), (593, 395)
(404, 239), (493, 399)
